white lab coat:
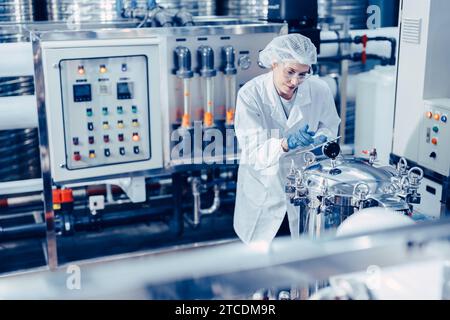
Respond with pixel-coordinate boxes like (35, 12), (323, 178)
(233, 71), (341, 244)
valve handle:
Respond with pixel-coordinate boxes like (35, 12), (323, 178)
(408, 167), (424, 183)
(397, 157), (408, 174)
(353, 182), (370, 200)
(303, 152), (316, 166)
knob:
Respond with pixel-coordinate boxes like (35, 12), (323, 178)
(197, 46), (216, 77)
(322, 141), (341, 159)
(238, 55), (251, 70)
(173, 47), (194, 78)
(430, 152), (437, 159)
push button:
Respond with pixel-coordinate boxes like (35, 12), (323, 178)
(117, 120), (124, 129)
(133, 146), (140, 154)
(103, 135), (110, 143)
(118, 134), (124, 142)
(72, 137), (79, 145)
(73, 152), (81, 161)
(132, 132), (140, 142)
(117, 106), (123, 115)
(433, 126), (439, 133)
(104, 148), (111, 157)
(102, 121), (110, 130)
(88, 136), (95, 144)
(132, 119), (139, 127)
(119, 147), (126, 156)
(132, 105), (138, 114)
(442, 115), (448, 123)
(87, 122), (94, 131)
(102, 107), (108, 116)
(89, 150), (96, 159)
(426, 111), (433, 119)
(86, 108), (93, 117)
(431, 137), (438, 145)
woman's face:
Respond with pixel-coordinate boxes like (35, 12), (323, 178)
(272, 61), (311, 99)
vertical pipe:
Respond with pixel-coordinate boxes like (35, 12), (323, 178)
(204, 77), (214, 127)
(182, 78), (191, 128)
(339, 59), (348, 143)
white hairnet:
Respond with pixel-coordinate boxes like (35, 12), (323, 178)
(258, 33), (317, 68)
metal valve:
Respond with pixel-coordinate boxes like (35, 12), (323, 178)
(408, 167), (424, 186)
(303, 151), (316, 167)
(352, 182), (371, 210)
(404, 167), (424, 205)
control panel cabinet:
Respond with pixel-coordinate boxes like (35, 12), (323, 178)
(41, 40), (163, 183)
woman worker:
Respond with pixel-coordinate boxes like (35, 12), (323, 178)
(233, 33), (341, 244)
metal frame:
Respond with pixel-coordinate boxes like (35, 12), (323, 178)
(0, 218), (449, 299)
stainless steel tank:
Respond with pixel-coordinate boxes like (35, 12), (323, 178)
(318, 0), (369, 30)
(0, 0), (40, 183)
(286, 142), (424, 237)
(46, 0), (216, 22)
(222, 0), (269, 19)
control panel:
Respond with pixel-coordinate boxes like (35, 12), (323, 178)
(60, 56), (150, 170)
(419, 99), (450, 176)
(41, 40), (163, 183)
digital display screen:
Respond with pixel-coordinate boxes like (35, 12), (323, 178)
(117, 82), (133, 100)
(73, 84), (92, 102)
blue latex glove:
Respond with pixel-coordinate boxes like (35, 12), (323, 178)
(313, 135), (328, 145)
(286, 124), (315, 150)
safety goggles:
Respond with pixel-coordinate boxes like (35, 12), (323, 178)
(282, 66), (313, 81)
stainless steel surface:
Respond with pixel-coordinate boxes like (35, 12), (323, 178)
(46, 0), (147, 22)
(287, 149), (424, 238)
(31, 20), (285, 41)
(223, 0), (269, 19)
(0, 0), (33, 22)
(32, 37), (58, 269)
(0, 219), (449, 299)
(318, 0), (369, 30)
(46, 0), (216, 22)
(0, 0), (40, 183)
(303, 158), (394, 198)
